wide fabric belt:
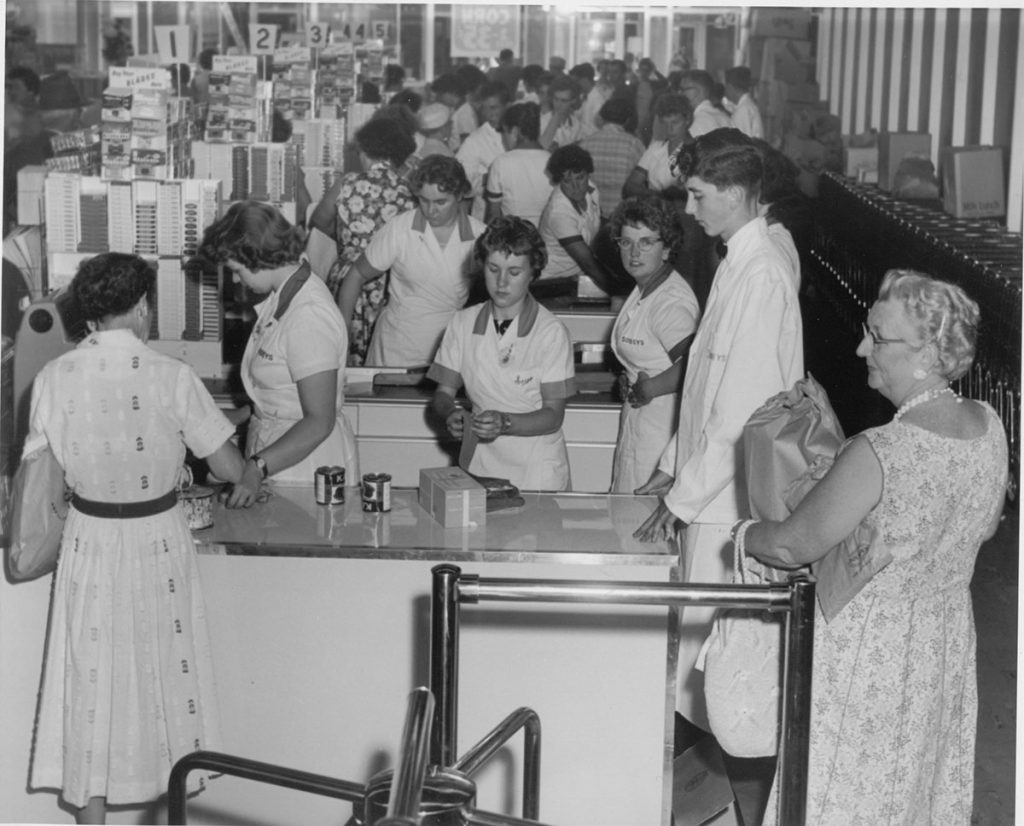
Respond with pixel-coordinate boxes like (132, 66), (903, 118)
(70, 490), (178, 519)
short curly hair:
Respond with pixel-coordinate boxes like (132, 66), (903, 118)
(654, 92), (693, 121)
(608, 196), (684, 258)
(408, 154), (471, 199)
(501, 102), (541, 142)
(71, 253), (156, 323)
(194, 201), (305, 272)
(546, 144), (593, 184)
(877, 269), (980, 381)
(475, 215), (547, 277)
(356, 116), (416, 167)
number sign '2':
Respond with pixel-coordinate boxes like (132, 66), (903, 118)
(249, 23), (279, 55)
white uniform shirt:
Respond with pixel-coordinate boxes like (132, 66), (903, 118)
(428, 295), (576, 491)
(456, 122), (505, 220)
(485, 148), (554, 228)
(242, 268), (359, 484)
(538, 184), (601, 280)
(539, 110), (585, 147)
(657, 216), (804, 524)
(451, 101), (478, 145)
(363, 207), (486, 367)
(637, 140), (678, 191)
(730, 93), (764, 139)
(690, 99), (733, 137)
(609, 271), (700, 492)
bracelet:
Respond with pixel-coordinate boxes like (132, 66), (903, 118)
(733, 519), (758, 556)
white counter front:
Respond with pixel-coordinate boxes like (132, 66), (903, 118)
(0, 488), (680, 826)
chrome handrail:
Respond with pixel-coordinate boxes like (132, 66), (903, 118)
(453, 707), (542, 820)
(386, 687), (435, 822)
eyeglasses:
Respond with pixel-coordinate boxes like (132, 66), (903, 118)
(614, 236), (662, 252)
(861, 322), (910, 348)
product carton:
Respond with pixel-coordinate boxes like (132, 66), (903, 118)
(940, 146), (1006, 219)
(843, 146), (878, 180)
(877, 132), (932, 192)
(418, 467), (486, 529)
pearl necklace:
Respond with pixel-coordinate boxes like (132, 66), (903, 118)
(893, 385), (956, 421)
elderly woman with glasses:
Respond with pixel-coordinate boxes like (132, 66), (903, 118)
(607, 196), (699, 493)
(742, 269), (1007, 826)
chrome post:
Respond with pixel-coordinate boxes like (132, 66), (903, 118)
(386, 687), (435, 823)
(777, 574), (816, 826)
(430, 564), (462, 767)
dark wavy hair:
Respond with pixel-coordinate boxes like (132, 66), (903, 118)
(356, 117), (416, 167)
(547, 144), (593, 184)
(501, 102), (541, 142)
(674, 128), (762, 200)
(71, 253), (156, 322)
(608, 196), (684, 258)
(475, 215), (547, 277)
(194, 201), (305, 272)
(408, 154), (471, 199)
(653, 92), (693, 121)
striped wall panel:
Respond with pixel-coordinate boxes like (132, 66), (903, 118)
(816, 7), (1022, 231)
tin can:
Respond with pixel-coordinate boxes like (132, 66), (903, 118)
(315, 465), (346, 505)
(362, 472), (392, 512)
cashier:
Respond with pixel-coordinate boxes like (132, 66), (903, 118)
(428, 216), (576, 491)
(195, 201), (358, 503)
(338, 155), (486, 367)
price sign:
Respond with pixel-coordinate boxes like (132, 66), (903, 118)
(154, 25), (191, 64)
(108, 66), (171, 90)
(212, 55), (259, 74)
(305, 22), (330, 49)
(273, 46), (311, 66)
(249, 23), (279, 55)
(451, 5), (520, 58)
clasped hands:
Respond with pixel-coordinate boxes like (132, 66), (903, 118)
(617, 371), (655, 408)
(446, 408), (505, 442)
(633, 469), (687, 543)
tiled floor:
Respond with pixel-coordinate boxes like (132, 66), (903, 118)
(971, 510), (1018, 825)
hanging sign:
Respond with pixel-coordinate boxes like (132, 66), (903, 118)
(305, 22), (330, 49)
(451, 5), (519, 58)
(249, 23), (279, 55)
(369, 20), (392, 43)
(154, 25), (191, 64)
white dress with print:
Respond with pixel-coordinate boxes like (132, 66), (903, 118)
(27, 329), (234, 807)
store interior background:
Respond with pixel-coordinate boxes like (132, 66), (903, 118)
(1, 3), (1020, 825)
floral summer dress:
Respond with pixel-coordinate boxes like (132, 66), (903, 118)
(763, 405), (1008, 826)
(27, 329), (234, 807)
(324, 161), (414, 365)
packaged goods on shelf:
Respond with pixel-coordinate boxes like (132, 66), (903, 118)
(941, 146), (1006, 219)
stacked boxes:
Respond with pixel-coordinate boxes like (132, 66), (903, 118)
(206, 71), (260, 143)
(317, 42), (357, 118)
(101, 87), (193, 181)
(46, 127), (102, 175)
(418, 467), (487, 528)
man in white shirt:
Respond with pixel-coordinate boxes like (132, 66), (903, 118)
(456, 81), (511, 221)
(678, 69), (733, 137)
(724, 66), (764, 139)
(539, 75), (585, 150)
(634, 127), (803, 826)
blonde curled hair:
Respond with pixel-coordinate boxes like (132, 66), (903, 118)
(877, 269), (980, 380)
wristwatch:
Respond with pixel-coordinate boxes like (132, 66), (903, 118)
(499, 412), (512, 435)
(250, 453), (269, 480)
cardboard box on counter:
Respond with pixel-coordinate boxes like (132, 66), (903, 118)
(878, 132), (931, 192)
(941, 145), (1005, 218)
(418, 467), (486, 529)
(749, 8), (813, 40)
(843, 146), (878, 179)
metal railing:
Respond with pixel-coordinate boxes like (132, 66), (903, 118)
(168, 565), (815, 826)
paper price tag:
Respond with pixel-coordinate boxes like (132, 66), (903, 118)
(154, 25), (191, 64)
(108, 66), (171, 90)
(249, 23), (279, 55)
(305, 22), (330, 49)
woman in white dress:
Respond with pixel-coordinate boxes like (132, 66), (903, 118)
(197, 201), (358, 496)
(428, 216), (576, 491)
(608, 196), (700, 492)
(27, 253), (248, 824)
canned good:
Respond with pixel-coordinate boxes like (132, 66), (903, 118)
(315, 465), (346, 505)
(362, 472), (392, 512)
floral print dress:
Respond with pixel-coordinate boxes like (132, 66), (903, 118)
(325, 162), (414, 365)
(763, 406), (1008, 826)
